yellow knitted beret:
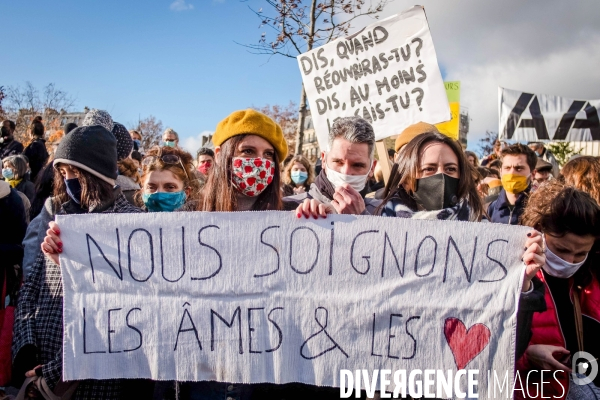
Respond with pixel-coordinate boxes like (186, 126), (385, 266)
(394, 122), (439, 152)
(212, 109), (288, 161)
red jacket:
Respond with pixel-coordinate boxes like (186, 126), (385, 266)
(515, 270), (600, 399)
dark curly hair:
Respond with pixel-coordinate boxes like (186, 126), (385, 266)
(500, 143), (537, 173)
(521, 180), (600, 238)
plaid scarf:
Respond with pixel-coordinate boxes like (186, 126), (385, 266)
(381, 197), (476, 221)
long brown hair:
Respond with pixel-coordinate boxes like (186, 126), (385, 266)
(559, 156), (600, 205)
(377, 132), (484, 219)
(282, 154), (314, 187)
(53, 164), (114, 210)
(201, 134), (283, 211)
(118, 158), (140, 184)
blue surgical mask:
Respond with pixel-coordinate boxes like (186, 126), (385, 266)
(2, 168), (14, 180)
(291, 170), (308, 185)
(142, 191), (186, 212)
(163, 141), (176, 148)
(133, 139), (141, 147)
(64, 178), (82, 204)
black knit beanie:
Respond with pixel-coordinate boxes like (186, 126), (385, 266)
(53, 125), (117, 185)
(112, 122), (133, 161)
(64, 122), (78, 135)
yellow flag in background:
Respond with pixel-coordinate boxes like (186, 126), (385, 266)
(436, 81), (460, 140)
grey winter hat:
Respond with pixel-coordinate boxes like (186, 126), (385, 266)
(53, 125), (117, 185)
(82, 109), (113, 132)
(112, 122), (133, 161)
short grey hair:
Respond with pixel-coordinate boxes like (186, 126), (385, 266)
(328, 117), (375, 157)
(3, 155), (28, 180)
(163, 128), (179, 141)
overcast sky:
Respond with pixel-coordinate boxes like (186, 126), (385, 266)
(400, 0), (600, 148)
(3, 0), (599, 152)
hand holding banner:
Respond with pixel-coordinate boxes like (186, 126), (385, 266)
(58, 211), (528, 398)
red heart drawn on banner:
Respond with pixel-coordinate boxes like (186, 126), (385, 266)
(444, 318), (491, 370)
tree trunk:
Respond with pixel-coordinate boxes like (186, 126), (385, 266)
(293, 0), (318, 156)
(294, 84), (307, 155)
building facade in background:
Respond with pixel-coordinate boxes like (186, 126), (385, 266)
(301, 114), (320, 161)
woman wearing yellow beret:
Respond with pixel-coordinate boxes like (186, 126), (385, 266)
(189, 109), (335, 399)
(200, 108), (290, 212)
(188, 109), (291, 399)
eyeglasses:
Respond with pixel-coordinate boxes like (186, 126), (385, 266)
(142, 153), (189, 180)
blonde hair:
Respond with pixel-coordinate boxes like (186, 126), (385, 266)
(130, 129), (143, 139)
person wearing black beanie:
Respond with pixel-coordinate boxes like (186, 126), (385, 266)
(112, 122), (133, 161)
(12, 124), (146, 398)
(63, 122), (78, 135)
(113, 122), (140, 204)
(53, 125), (118, 186)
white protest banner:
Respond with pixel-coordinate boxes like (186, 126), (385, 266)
(59, 211), (527, 398)
(499, 87), (600, 142)
(297, 6), (450, 148)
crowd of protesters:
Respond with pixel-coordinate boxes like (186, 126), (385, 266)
(1, 107), (599, 400)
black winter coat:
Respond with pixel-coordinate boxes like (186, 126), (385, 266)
(0, 187), (27, 270)
(15, 179), (35, 202)
(0, 139), (24, 159)
(12, 189), (144, 399)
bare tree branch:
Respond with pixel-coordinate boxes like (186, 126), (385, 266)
(130, 115), (164, 150)
(240, 0), (391, 153)
(3, 82), (76, 142)
(0, 86), (5, 118)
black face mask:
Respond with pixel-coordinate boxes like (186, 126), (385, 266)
(64, 178), (82, 204)
(413, 173), (460, 211)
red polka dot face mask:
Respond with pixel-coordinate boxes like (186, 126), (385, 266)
(231, 157), (275, 197)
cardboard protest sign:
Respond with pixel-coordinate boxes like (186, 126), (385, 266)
(499, 87), (600, 142)
(59, 211), (527, 398)
(435, 81), (460, 140)
(297, 6), (450, 149)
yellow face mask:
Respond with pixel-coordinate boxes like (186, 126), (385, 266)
(501, 174), (529, 194)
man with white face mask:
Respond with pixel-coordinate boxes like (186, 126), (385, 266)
(285, 117), (379, 216)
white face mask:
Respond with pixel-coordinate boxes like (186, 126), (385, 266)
(542, 235), (588, 279)
(324, 155), (372, 192)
